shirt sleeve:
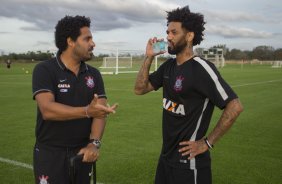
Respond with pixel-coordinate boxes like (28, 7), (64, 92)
(93, 69), (107, 99)
(32, 62), (55, 99)
(194, 59), (238, 109)
(149, 60), (168, 91)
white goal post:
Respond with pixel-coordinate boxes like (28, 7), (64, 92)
(100, 56), (133, 69)
(271, 61), (282, 68)
(98, 48), (165, 74)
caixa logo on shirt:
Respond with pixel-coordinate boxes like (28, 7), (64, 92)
(57, 83), (71, 93)
(163, 98), (185, 116)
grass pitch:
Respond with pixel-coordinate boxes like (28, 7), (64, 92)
(0, 61), (281, 184)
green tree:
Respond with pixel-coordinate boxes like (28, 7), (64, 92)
(274, 48), (282, 60)
(227, 49), (246, 60)
(252, 46), (275, 61)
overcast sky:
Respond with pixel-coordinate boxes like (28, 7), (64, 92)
(0, 0), (281, 54)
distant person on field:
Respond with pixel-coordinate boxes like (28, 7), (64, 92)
(32, 15), (118, 184)
(134, 6), (243, 184)
(5, 59), (11, 69)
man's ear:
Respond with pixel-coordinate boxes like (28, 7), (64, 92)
(67, 37), (75, 48)
(186, 32), (194, 42)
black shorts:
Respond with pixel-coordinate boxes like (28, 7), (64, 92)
(155, 157), (212, 184)
(33, 143), (92, 184)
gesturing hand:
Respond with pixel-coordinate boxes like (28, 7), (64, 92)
(87, 94), (118, 119)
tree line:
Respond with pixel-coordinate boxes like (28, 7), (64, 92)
(1, 45), (282, 62)
(0, 51), (54, 62)
(226, 45), (282, 61)
(195, 45), (282, 61)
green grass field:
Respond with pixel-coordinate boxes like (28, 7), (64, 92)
(0, 61), (281, 184)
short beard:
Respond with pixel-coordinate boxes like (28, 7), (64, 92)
(84, 52), (94, 62)
(168, 39), (187, 55)
(73, 45), (93, 61)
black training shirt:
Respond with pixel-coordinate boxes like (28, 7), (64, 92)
(149, 56), (238, 169)
(32, 56), (106, 148)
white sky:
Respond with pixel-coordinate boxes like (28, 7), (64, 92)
(0, 0), (281, 54)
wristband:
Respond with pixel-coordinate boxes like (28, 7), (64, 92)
(85, 105), (90, 118)
(204, 137), (214, 149)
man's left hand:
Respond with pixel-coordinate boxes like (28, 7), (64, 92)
(178, 139), (209, 160)
(78, 143), (99, 162)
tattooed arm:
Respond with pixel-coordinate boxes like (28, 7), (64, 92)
(134, 56), (155, 95)
(134, 37), (165, 95)
(179, 98), (244, 159)
(206, 98), (244, 145)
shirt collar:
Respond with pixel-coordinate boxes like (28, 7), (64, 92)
(55, 53), (88, 73)
(55, 53), (66, 70)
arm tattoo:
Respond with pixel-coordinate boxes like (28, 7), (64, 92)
(208, 98), (243, 145)
(134, 56), (154, 94)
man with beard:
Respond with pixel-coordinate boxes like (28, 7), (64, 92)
(32, 15), (117, 184)
(134, 6), (243, 184)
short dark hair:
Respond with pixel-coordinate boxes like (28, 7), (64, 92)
(167, 6), (205, 46)
(55, 15), (91, 53)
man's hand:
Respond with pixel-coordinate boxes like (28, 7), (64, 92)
(87, 94), (118, 119)
(146, 37), (166, 57)
(78, 143), (99, 162)
(178, 139), (209, 160)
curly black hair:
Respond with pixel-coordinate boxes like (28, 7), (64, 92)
(167, 6), (206, 46)
(55, 15), (91, 53)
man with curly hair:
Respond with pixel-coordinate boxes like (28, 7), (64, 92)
(134, 6), (243, 184)
(32, 15), (117, 184)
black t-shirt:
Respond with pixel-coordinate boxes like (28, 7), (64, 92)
(32, 56), (106, 148)
(149, 56), (238, 169)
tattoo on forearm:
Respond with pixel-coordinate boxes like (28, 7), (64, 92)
(209, 99), (243, 144)
(135, 56), (153, 93)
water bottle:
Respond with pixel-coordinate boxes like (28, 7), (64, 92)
(153, 41), (167, 53)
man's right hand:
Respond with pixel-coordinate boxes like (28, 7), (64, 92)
(87, 94), (118, 119)
(146, 37), (166, 57)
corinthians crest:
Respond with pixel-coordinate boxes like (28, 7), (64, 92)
(39, 175), (49, 184)
(174, 76), (184, 92)
(85, 76), (95, 88)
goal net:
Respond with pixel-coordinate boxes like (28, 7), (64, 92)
(100, 56), (133, 69)
(98, 49), (166, 74)
(271, 61), (282, 68)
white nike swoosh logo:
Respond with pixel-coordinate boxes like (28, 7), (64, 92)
(89, 171), (93, 176)
(59, 79), (67, 82)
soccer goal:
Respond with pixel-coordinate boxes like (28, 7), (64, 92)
(271, 61), (282, 68)
(98, 49), (163, 74)
(100, 56), (133, 69)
